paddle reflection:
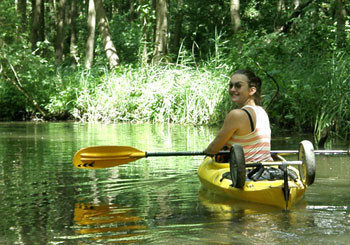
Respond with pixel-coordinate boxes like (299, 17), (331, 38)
(74, 203), (147, 242)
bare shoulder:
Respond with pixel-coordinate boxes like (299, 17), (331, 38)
(225, 109), (245, 121)
(222, 109), (246, 129)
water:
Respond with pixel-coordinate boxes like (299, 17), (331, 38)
(0, 122), (349, 244)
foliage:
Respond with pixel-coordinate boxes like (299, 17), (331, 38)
(71, 62), (231, 125)
(314, 52), (350, 140)
(0, 2), (56, 120)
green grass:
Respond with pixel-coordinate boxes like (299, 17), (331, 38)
(2, 28), (349, 141)
(45, 50), (350, 144)
(69, 64), (232, 125)
(314, 52), (350, 141)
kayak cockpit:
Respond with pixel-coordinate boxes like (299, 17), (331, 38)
(198, 140), (316, 209)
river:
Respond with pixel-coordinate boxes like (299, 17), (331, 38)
(0, 122), (349, 244)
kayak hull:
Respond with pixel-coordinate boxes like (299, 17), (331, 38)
(197, 157), (306, 209)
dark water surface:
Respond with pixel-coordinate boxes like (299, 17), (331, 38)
(0, 122), (349, 244)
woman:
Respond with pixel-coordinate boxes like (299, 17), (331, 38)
(204, 69), (273, 162)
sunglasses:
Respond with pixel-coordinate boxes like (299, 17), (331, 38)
(228, 82), (243, 90)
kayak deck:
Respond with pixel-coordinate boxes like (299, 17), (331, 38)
(197, 157), (306, 209)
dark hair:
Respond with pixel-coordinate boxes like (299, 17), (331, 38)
(234, 69), (262, 106)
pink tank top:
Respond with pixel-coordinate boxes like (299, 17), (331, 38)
(226, 105), (273, 162)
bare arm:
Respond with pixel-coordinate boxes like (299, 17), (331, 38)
(204, 110), (242, 155)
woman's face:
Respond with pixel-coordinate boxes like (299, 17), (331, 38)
(228, 74), (256, 106)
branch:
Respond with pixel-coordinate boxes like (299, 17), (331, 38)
(255, 62), (279, 111)
(2, 61), (47, 118)
(275, 0), (314, 34)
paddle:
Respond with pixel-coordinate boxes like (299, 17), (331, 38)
(73, 145), (350, 169)
(73, 146), (209, 169)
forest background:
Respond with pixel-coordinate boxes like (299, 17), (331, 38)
(0, 0), (349, 143)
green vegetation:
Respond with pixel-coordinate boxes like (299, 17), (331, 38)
(0, 1), (349, 141)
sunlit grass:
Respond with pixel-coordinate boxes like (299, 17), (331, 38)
(71, 63), (232, 125)
(45, 48), (350, 142)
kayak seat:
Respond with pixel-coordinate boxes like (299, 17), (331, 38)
(249, 167), (298, 181)
(247, 165), (264, 180)
(220, 167), (298, 182)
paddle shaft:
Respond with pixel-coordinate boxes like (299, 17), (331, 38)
(271, 149), (350, 155)
(146, 151), (206, 157)
(146, 149), (350, 157)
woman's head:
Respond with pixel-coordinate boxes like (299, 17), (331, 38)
(231, 69), (262, 106)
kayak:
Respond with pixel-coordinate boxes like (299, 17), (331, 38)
(197, 140), (316, 209)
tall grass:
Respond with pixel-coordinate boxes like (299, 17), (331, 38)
(44, 32), (350, 142)
(314, 52), (350, 141)
(65, 30), (235, 125)
(70, 63), (232, 125)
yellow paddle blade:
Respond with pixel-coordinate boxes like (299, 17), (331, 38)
(73, 146), (146, 169)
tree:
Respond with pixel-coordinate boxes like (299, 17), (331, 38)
(275, 0), (314, 34)
(230, 0), (241, 33)
(30, 0), (45, 52)
(17, 0), (27, 33)
(95, 0), (119, 69)
(85, 0), (96, 69)
(274, 0), (285, 31)
(55, 0), (66, 65)
(335, 0), (346, 48)
(138, 0), (153, 66)
(173, 0), (183, 54)
(69, 0), (79, 66)
(153, 0), (168, 63)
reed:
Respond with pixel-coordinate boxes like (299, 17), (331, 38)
(45, 38), (350, 141)
(314, 52), (350, 141)
(72, 63), (232, 125)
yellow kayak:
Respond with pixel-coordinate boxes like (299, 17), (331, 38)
(198, 141), (316, 209)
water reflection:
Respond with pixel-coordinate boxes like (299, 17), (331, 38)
(74, 203), (147, 242)
(198, 187), (284, 215)
(1, 122), (350, 244)
(197, 188), (318, 244)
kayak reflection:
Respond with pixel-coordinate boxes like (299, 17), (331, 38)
(74, 203), (147, 242)
(198, 188), (318, 244)
(198, 187), (307, 216)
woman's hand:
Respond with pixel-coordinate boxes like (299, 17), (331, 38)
(203, 148), (215, 157)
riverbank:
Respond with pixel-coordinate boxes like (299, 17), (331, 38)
(2, 58), (349, 142)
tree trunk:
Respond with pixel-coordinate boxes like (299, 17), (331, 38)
(335, 0), (346, 48)
(55, 0), (66, 65)
(85, 0), (96, 69)
(95, 0), (119, 69)
(173, 0), (183, 54)
(274, 0), (285, 31)
(230, 0), (241, 33)
(129, 0), (136, 21)
(139, 0), (150, 66)
(153, 0), (168, 63)
(17, 0), (27, 33)
(30, 0), (45, 52)
(69, 0), (79, 66)
(294, 0), (300, 9)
